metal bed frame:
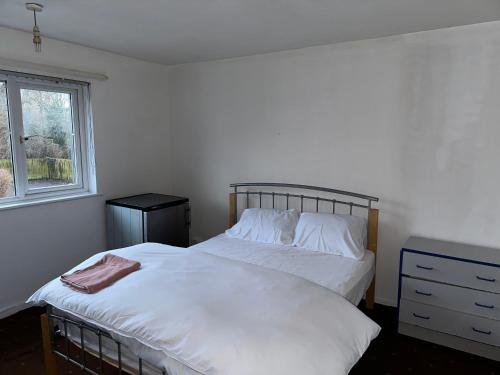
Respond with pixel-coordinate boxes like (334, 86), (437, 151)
(41, 182), (379, 375)
(44, 306), (166, 375)
(230, 182), (379, 225)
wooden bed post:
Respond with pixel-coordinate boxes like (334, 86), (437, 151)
(229, 192), (237, 227)
(41, 313), (59, 375)
(365, 208), (379, 309)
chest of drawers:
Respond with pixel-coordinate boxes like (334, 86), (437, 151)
(398, 236), (500, 361)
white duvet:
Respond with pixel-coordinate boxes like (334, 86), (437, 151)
(191, 234), (375, 305)
(28, 243), (380, 375)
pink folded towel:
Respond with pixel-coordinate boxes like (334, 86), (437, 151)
(60, 254), (141, 293)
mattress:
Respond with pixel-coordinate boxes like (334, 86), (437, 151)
(56, 235), (375, 374)
(191, 234), (375, 305)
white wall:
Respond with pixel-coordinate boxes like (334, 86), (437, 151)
(169, 21), (500, 306)
(0, 27), (172, 316)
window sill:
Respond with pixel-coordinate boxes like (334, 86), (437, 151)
(0, 192), (101, 211)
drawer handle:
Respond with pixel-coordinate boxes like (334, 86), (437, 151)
(416, 265), (434, 271)
(412, 313), (430, 320)
(472, 327), (492, 335)
(476, 276), (496, 282)
(415, 290), (432, 297)
(475, 302), (495, 309)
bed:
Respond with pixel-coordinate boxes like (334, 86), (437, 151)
(30, 182), (380, 375)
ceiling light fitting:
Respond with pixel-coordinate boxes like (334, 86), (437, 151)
(25, 3), (44, 53)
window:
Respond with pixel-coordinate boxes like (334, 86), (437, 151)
(0, 70), (94, 205)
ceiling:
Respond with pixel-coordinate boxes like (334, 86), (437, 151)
(1, 0), (500, 65)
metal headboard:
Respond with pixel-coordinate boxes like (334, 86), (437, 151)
(230, 182), (379, 225)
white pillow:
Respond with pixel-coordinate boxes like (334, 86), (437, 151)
(225, 208), (300, 245)
(292, 212), (367, 260)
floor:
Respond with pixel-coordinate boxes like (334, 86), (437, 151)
(352, 305), (500, 375)
(1, 305), (500, 374)
(0, 306), (45, 375)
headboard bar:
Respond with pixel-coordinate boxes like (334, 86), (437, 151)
(233, 191), (369, 211)
(230, 182), (379, 202)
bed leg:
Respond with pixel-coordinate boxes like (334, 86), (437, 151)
(229, 192), (237, 227)
(365, 280), (375, 310)
(41, 313), (59, 375)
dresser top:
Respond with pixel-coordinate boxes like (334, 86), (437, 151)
(403, 236), (500, 265)
(106, 193), (188, 211)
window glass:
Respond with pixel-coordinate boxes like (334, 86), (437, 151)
(0, 71), (91, 206)
(20, 88), (76, 189)
(0, 82), (15, 199)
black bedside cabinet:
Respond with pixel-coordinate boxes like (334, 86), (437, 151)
(106, 193), (190, 249)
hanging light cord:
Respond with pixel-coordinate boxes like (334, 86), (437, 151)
(26, 3), (43, 52)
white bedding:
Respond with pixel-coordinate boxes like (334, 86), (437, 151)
(28, 242), (379, 375)
(192, 234), (375, 305)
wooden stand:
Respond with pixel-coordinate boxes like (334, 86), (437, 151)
(41, 313), (59, 375)
(365, 208), (379, 309)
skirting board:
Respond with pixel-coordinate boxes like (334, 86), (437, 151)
(399, 322), (500, 361)
(0, 302), (28, 319)
(360, 296), (396, 307)
(375, 296), (397, 307)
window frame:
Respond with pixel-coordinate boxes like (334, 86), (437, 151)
(0, 70), (94, 205)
